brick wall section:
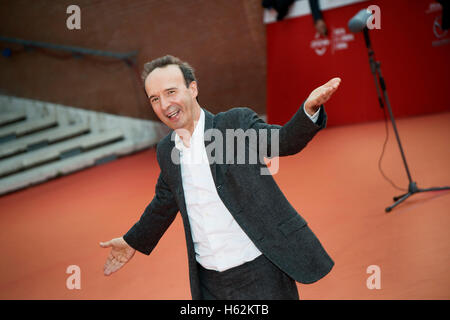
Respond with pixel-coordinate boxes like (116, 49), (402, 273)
(0, 0), (266, 121)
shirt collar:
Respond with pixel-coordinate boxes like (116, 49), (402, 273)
(174, 108), (205, 151)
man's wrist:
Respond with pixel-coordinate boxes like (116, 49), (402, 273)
(304, 103), (320, 116)
(303, 103), (321, 124)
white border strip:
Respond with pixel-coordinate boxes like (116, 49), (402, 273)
(263, 0), (369, 24)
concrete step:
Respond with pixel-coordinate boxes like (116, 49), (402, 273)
(0, 138), (135, 195)
(0, 128), (124, 177)
(0, 116), (58, 143)
(0, 94), (168, 195)
(0, 111), (26, 127)
(0, 123), (90, 158)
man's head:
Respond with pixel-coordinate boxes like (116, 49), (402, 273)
(142, 55), (200, 134)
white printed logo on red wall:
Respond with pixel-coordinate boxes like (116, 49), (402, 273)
(310, 27), (354, 56)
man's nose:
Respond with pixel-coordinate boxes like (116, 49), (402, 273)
(160, 96), (171, 111)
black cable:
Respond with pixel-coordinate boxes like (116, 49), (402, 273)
(377, 103), (408, 192)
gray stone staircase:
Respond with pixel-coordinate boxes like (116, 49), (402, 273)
(0, 95), (169, 195)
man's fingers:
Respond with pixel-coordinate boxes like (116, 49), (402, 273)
(323, 78), (341, 97)
(322, 77), (341, 91)
(112, 259), (124, 272)
(305, 77), (341, 111)
(104, 250), (129, 276)
(101, 239), (128, 276)
(328, 77), (341, 85)
(316, 85), (338, 105)
(104, 258), (124, 276)
(104, 258), (116, 275)
(104, 259), (112, 275)
(106, 252), (115, 264)
(104, 253), (114, 270)
(104, 263), (114, 276)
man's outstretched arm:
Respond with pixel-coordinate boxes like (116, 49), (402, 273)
(100, 171), (179, 276)
(244, 77), (341, 157)
(122, 172), (179, 255)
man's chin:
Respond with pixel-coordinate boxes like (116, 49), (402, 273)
(164, 114), (184, 130)
(166, 122), (185, 132)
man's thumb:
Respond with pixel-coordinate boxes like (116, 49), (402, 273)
(99, 240), (112, 248)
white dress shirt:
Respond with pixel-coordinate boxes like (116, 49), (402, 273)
(174, 106), (319, 272)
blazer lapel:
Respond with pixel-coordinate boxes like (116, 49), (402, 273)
(203, 108), (218, 185)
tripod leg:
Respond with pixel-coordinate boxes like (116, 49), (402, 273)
(417, 186), (450, 193)
(386, 192), (412, 212)
(388, 187), (449, 212)
(393, 192), (408, 201)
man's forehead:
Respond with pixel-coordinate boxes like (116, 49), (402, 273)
(146, 64), (184, 89)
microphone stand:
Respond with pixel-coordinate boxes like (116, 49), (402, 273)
(362, 27), (450, 212)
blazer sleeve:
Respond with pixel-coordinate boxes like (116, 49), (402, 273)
(242, 101), (327, 157)
(123, 150), (179, 255)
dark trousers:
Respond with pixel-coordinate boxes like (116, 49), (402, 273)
(197, 254), (299, 300)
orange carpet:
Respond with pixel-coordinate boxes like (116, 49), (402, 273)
(0, 111), (449, 299)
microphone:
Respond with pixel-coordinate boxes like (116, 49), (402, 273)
(348, 9), (373, 33)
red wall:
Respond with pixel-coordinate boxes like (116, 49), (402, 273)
(266, 0), (450, 127)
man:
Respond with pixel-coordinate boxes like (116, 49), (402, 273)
(262, 0), (328, 36)
(100, 55), (341, 300)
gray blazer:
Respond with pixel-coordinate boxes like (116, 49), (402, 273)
(123, 102), (334, 299)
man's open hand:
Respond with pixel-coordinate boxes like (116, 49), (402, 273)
(100, 237), (135, 276)
(304, 77), (341, 116)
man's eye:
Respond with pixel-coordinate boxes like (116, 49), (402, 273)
(169, 90), (175, 94)
(151, 98), (159, 103)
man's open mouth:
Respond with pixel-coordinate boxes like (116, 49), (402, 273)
(167, 110), (180, 119)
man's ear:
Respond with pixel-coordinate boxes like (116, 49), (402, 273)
(189, 81), (198, 99)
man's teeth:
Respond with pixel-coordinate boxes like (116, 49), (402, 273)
(168, 111), (179, 118)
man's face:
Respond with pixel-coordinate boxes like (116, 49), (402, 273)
(145, 64), (199, 133)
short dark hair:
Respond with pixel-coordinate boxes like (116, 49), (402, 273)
(141, 55), (197, 88)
